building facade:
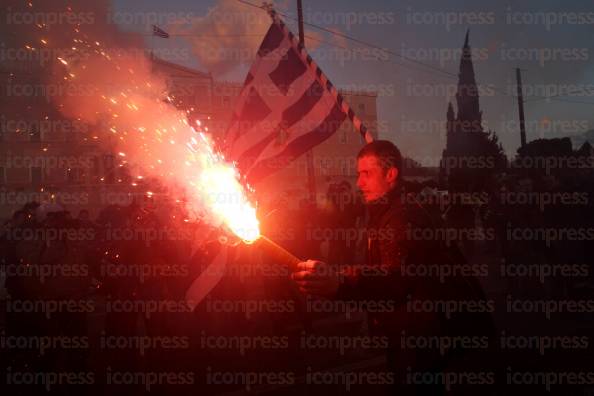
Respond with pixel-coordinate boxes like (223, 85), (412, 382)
(151, 56), (378, 209)
(0, 55), (378, 218)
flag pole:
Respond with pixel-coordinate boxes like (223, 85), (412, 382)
(297, 0), (318, 206)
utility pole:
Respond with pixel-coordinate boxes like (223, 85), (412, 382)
(297, 0), (305, 44)
(297, 0), (317, 206)
(515, 68), (527, 148)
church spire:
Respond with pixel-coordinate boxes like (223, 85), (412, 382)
(446, 101), (455, 149)
(455, 29), (482, 130)
(440, 29), (507, 192)
(447, 101), (455, 122)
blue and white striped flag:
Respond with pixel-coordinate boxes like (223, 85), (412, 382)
(224, 9), (372, 184)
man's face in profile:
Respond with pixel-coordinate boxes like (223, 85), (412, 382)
(356, 155), (398, 203)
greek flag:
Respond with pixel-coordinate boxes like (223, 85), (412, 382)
(224, 9), (372, 184)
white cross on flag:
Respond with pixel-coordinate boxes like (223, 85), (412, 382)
(224, 9), (372, 185)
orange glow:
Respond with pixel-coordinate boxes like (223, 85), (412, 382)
(44, 16), (261, 244)
(188, 133), (260, 243)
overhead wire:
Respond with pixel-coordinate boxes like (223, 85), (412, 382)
(236, 0), (594, 107)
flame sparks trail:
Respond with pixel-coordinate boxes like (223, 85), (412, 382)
(188, 133), (260, 243)
(26, 3), (261, 243)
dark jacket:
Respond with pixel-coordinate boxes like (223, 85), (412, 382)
(337, 187), (497, 394)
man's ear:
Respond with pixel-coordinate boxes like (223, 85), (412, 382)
(386, 167), (399, 184)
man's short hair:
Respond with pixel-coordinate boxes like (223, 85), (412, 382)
(357, 140), (402, 172)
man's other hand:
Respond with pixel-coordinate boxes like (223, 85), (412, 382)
(291, 260), (339, 298)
